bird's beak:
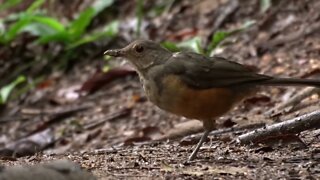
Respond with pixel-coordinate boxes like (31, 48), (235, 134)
(104, 49), (124, 57)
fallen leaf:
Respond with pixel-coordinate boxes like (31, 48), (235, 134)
(37, 79), (54, 89)
(53, 84), (81, 104)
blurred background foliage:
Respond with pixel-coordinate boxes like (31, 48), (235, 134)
(0, 0), (264, 105)
(0, 0), (119, 104)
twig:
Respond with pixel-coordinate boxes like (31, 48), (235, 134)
(21, 103), (93, 116)
(181, 123), (266, 143)
(266, 87), (320, 116)
(84, 108), (131, 130)
(25, 103), (94, 135)
(86, 147), (162, 155)
(0, 117), (23, 124)
(237, 110), (320, 145)
(107, 173), (152, 178)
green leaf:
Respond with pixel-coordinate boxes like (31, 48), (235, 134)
(0, 20), (5, 35)
(260, 0), (271, 13)
(212, 31), (230, 45)
(67, 21), (118, 49)
(67, 31), (105, 49)
(20, 16), (65, 38)
(26, 0), (45, 14)
(36, 31), (70, 44)
(136, 0), (144, 38)
(228, 20), (256, 36)
(103, 20), (119, 36)
(0, 0), (47, 44)
(2, 16), (32, 43)
(1, 15), (65, 43)
(4, 11), (45, 22)
(4, 12), (25, 21)
(68, 7), (95, 40)
(208, 31), (230, 52)
(25, 16), (66, 43)
(92, 0), (114, 15)
(239, 20), (256, 31)
(161, 41), (180, 52)
(22, 22), (58, 36)
(177, 37), (203, 54)
(31, 16), (65, 32)
(0, 0), (22, 12)
(207, 20), (256, 55)
(0, 75), (26, 104)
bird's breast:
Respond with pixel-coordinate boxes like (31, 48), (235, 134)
(143, 75), (244, 120)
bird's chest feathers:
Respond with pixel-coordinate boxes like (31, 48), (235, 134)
(142, 74), (237, 120)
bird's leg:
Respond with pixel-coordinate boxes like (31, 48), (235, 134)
(188, 130), (210, 161)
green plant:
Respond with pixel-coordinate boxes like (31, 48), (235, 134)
(136, 0), (144, 38)
(207, 20), (255, 55)
(260, 0), (271, 13)
(0, 0), (118, 48)
(0, 0), (118, 105)
(162, 20), (255, 56)
(0, 0), (45, 43)
(0, 0), (22, 12)
(0, 75), (26, 104)
(162, 37), (203, 54)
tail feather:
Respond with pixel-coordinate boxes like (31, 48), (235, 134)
(260, 78), (320, 87)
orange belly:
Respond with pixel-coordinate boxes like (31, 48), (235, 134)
(156, 75), (242, 120)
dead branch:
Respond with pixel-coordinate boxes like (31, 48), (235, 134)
(237, 110), (320, 145)
(84, 108), (131, 130)
(180, 123), (266, 144)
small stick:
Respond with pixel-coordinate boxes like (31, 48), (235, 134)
(84, 108), (131, 130)
(181, 123), (266, 143)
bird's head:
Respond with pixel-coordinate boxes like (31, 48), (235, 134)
(104, 40), (172, 71)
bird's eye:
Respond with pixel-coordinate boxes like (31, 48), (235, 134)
(134, 45), (144, 53)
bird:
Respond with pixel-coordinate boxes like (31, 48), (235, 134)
(104, 40), (320, 161)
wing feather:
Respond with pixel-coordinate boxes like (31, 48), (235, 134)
(164, 52), (271, 89)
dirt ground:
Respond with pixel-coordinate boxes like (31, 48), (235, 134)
(1, 0), (320, 179)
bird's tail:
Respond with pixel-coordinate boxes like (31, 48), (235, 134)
(260, 77), (320, 87)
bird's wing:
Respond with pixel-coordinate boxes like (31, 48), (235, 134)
(164, 52), (272, 89)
